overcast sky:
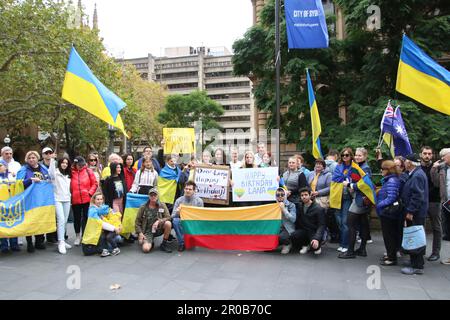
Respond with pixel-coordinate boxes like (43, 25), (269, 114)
(80, 0), (254, 59)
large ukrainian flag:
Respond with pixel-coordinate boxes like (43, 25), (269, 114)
(62, 46), (128, 134)
(0, 182), (56, 238)
(121, 193), (149, 234)
(181, 203), (281, 251)
(306, 69), (323, 159)
(396, 35), (450, 116)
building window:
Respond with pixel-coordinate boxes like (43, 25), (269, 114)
(205, 81), (250, 89)
(167, 83), (199, 89)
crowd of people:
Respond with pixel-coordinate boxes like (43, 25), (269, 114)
(0, 142), (449, 276)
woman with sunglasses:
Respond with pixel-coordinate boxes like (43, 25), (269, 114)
(332, 147), (354, 254)
(339, 147), (373, 259)
(87, 153), (102, 189)
(275, 188), (297, 254)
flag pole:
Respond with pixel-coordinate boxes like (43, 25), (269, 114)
(275, 0), (281, 172)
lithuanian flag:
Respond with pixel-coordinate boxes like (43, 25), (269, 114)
(180, 203), (281, 251)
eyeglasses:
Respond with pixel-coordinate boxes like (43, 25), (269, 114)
(44, 151), (53, 155)
(276, 194), (284, 198)
(149, 193), (158, 197)
(341, 154), (351, 157)
(89, 159), (97, 162)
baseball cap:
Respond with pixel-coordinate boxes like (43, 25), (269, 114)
(42, 147), (53, 154)
(405, 153), (420, 162)
(148, 187), (159, 195)
(73, 156), (86, 166)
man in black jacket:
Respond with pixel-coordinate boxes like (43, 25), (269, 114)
(291, 187), (326, 255)
(401, 153), (429, 275)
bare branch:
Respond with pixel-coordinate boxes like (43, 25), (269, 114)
(0, 93), (56, 108)
(0, 101), (69, 116)
(0, 50), (67, 73)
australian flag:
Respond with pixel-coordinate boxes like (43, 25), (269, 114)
(380, 101), (413, 158)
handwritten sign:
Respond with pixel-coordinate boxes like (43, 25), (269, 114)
(163, 128), (195, 154)
(193, 165), (230, 205)
(231, 167), (279, 202)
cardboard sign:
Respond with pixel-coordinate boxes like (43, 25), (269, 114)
(163, 128), (195, 154)
(231, 167), (279, 202)
(193, 164), (230, 205)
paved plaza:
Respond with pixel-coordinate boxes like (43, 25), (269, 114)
(1, 227), (449, 300)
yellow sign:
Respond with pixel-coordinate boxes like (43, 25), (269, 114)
(163, 128), (195, 154)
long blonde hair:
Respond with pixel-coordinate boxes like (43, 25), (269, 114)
(90, 192), (104, 206)
(241, 151), (257, 168)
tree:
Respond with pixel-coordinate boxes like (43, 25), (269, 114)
(232, 0), (450, 165)
(157, 90), (224, 130)
(0, 0), (168, 157)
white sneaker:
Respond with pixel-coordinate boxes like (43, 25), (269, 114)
(281, 244), (292, 254)
(357, 238), (362, 243)
(18, 237), (23, 246)
(58, 242), (66, 254)
(314, 248), (322, 255)
(341, 248), (348, 253)
(74, 235), (81, 246)
(337, 247), (343, 252)
(300, 246), (309, 254)
(396, 251), (402, 258)
(64, 242), (72, 249)
(101, 249), (111, 257)
(111, 248), (120, 256)
(367, 240), (373, 244)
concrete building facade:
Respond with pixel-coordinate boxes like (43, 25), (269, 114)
(120, 47), (256, 149)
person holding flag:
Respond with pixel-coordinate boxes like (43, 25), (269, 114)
(339, 148), (375, 259)
(379, 101), (413, 158)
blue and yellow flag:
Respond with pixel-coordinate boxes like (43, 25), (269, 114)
(396, 35), (450, 116)
(121, 193), (148, 234)
(0, 182), (56, 238)
(62, 46), (128, 135)
(350, 162), (376, 205)
(158, 165), (181, 204)
(306, 69), (323, 159)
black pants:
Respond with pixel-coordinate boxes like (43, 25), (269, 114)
(347, 212), (369, 252)
(407, 217), (426, 269)
(72, 203), (90, 235)
(278, 226), (291, 246)
(380, 217), (402, 261)
(326, 208), (339, 241)
(290, 229), (321, 251)
(26, 234), (45, 245)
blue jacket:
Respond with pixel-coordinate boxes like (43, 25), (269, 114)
(376, 174), (401, 219)
(307, 168), (331, 196)
(401, 167), (429, 219)
(16, 164), (49, 189)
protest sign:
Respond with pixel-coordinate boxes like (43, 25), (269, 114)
(193, 165), (230, 205)
(163, 128), (195, 154)
(231, 167), (279, 202)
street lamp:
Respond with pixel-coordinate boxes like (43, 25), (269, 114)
(4, 134), (11, 147)
(107, 125), (116, 156)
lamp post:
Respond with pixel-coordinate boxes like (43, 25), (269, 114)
(4, 134), (11, 147)
(107, 125), (116, 156)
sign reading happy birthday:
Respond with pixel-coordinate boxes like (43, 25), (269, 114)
(231, 167), (279, 202)
(194, 165), (230, 205)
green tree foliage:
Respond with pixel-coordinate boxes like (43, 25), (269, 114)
(232, 0), (450, 164)
(0, 0), (167, 157)
(157, 90), (224, 130)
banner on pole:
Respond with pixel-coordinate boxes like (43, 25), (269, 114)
(285, 0), (329, 49)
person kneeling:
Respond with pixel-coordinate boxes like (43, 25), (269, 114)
(135, 188), (172, 253)
(291, 187), (326, 255)
(276, 188), (297, 254)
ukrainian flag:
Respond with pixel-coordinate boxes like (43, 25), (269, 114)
(121, 193), (149, 234)
(306, 69), (323, 159)
(396, 35), (450, 116)
(0, 182), (56, 238)
(350, 162), (376, 205)
(158, 165), (181, 204)
(62, 46), (128, 135)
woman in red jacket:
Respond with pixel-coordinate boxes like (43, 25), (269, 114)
(71, 156), (98, 246)
(122, 154), (136, 192)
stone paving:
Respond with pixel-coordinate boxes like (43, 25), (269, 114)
(1, 227), (449, 300)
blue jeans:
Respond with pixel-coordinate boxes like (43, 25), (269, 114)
(335, 198), (352, 249)
(172, 218), (184, 245)
(1, 238), (19, 251)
